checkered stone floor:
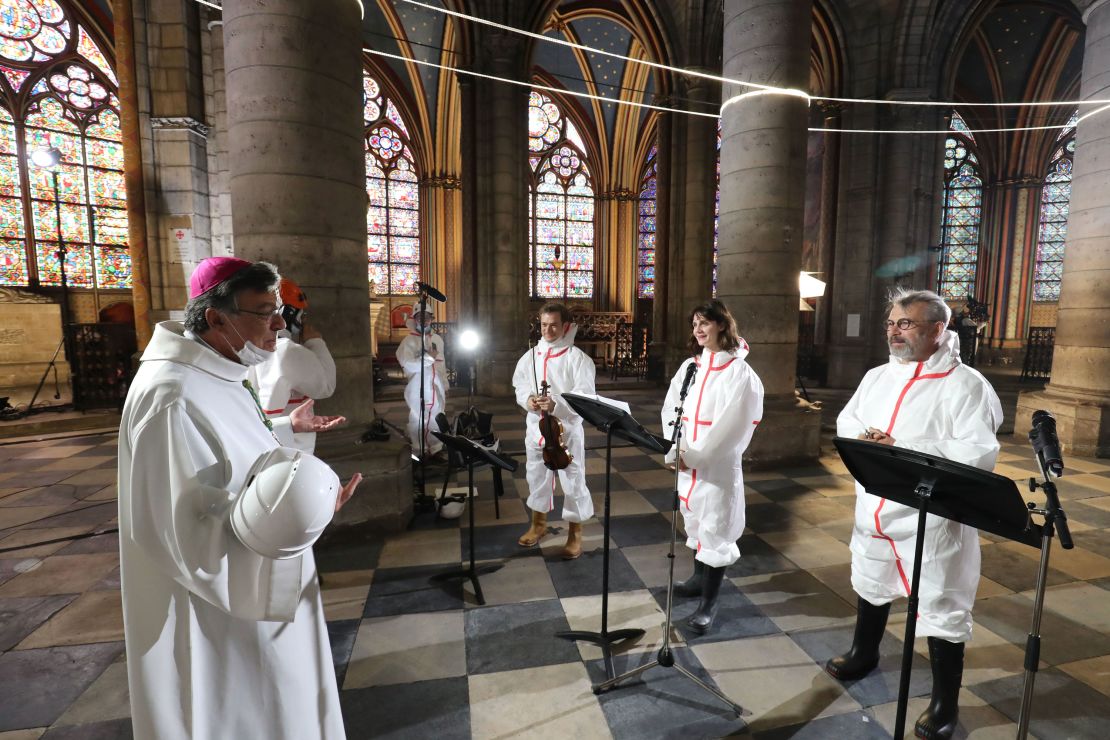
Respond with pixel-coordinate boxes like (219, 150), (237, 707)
(2, 387), (1110, 738)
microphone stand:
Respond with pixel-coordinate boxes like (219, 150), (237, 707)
(592, 366), (743, 716)
(1017, 450), (1073, 739)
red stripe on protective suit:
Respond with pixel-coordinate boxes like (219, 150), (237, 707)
(870, 359), (959, 595)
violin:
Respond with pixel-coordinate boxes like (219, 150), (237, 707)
(537, 380), (572, 471)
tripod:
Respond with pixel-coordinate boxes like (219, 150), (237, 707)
(24, 335), (66, 416)
(591, 378), (743, 715)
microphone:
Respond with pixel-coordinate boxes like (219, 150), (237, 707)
(678, 361), (698, 400)
(415, 281), (447, 303)
(1029, 410), (1064, 477)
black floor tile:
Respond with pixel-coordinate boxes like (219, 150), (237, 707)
(546, 547), (646, 598)
(728, 539), (799, 576)
(0, 641), (124, 731)
(363, 564), (466, 618)
(315, 536), (384, 573)
(339, 676), (470, 740)
(463, 599), (580, 674)
(607, 513), (674, 548)
(0, 594), (77, 651)
(790, 625), (930, 708)
(587, 648), (751, 739)
(327, 618), (360, 688)
(639, 487), (679, 512)
(979, 544), (1072, 593)
(651, 580), (779, 646)
(40, 718), (135, 740)
(970, 667), (1110, 739)
(611, 455), (668, 473)
(974, 593), (1110, 666)
(745, 502), (795, 533)
(461, 521), (545, 561)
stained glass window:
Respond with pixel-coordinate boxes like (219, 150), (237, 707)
(713, 119), (721, 297)
(937, 114), (982, 301)
(364, 69), (420, 295)
(527, 90), (594, 299)
(637, 144), (657, 298)
(1033, 129), (1075, 302)
(0, 0), (128, 290)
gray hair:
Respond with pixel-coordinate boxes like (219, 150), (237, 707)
(184, 261), (281, 333)
(887, 287), (951, 326)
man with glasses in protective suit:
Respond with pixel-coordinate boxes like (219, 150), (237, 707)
(827, 288), (1002, 740)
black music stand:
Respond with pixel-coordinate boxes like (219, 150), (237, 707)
(555, 393), (671, 680)
(833, 438), (1041, 740)
(429, 431), (518, 605)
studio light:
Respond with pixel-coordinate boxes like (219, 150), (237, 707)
(799, 271), (827, 299)
(459, 329), (482, 352)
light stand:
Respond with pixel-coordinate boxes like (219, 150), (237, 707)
(1017, 415), (1073, 739)
(592, 381), (744, 715)
(26, 147), (72, 415)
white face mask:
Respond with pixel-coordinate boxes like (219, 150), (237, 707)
(222, 315), (275, 366)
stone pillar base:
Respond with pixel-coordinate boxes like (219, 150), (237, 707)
(1016, 388), (1110, 458)
(314, 426), (413, 534)
(744, 394), (822, 468)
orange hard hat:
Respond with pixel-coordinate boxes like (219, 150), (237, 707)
(279, 278), (308, 309)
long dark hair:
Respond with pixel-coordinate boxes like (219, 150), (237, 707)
(687, 299), (741, 355)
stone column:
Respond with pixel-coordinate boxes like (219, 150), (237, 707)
(664, 72), (718, 378)
(223, 0), (370, 421)
(460, 31), (529, 395)
(717, 0), (820, 464)
(114, 0), (153, 348)
(1017, 0), (1110, 457)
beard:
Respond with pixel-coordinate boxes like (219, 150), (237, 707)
(888, 338), (916, 360)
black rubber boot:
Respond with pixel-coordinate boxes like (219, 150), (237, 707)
(914, 638), (964, 740)
(686, 565), (726, 634)
(673, 559), (706, 597)
(825, 598), (891, 681)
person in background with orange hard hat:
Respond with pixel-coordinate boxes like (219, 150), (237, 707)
(250, 277), (337, 453)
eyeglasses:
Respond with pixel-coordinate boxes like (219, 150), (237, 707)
(233, 300), (283, 321)
(884, 319), (926, 330)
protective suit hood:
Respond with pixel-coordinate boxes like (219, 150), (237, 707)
(538, 322), (578, 352)
(888, 328), (960, 375)
(699, 336), (750, 365)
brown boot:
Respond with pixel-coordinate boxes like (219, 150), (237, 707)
(560, 522), (583, 560)
(518, 511), (547, 547)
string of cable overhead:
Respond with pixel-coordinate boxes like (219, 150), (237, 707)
(187, 0), (1094, 134)
(368, 47), (1090, 136)
(396, 0), (1109, 111)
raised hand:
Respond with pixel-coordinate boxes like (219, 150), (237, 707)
(289, 399), (347, 434)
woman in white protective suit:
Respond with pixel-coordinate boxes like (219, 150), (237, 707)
(395, 304), (447, 457)
(661, 299), (764, 634)
(827, 288), (1002, 740)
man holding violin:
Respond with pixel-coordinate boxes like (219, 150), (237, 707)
(511, 302), (596, 559)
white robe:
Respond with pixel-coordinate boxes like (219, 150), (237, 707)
(837, 329), (1003, 642)
(250, 334), (336, 453)
(118, 321), (344, 740)
(396, 331), (447, 455)
(511, 325), (596, 522)
(662, 343), (764, 567)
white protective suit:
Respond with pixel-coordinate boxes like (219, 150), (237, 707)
(837, 329), (1002, 643)
(662, 342), (764, 568)
(118, 322), (344, 740)
(396, 330), (447, 455)
(511, 325), (596, 522)
(250, 333), (336, 453)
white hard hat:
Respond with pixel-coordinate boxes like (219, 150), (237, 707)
(230, 447), (341, 560)
(438, 494), (466, 520)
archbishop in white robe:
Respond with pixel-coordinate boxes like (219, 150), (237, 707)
(118, 321), (345, 740)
